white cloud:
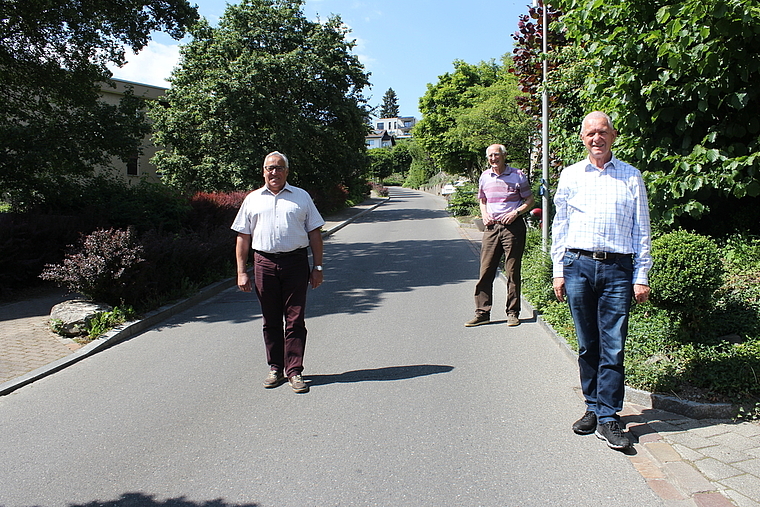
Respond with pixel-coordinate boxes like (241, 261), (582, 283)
(109, 41), (181, 87)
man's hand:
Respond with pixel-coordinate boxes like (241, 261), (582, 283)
(237, 272), (252, 292)
(553, 277), (566, 302)
(310, 269), (323, 289)
(634, 284), (650, 304)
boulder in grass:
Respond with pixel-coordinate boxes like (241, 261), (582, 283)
(50, 300), (112, 337)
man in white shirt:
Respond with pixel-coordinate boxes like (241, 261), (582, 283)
(551, 112), (652, 450)
(232, 151), (325, 394)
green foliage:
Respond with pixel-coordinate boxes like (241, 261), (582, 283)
(380, 88), (400, 118)
(446, 183), (479, 217)
(414, 60), (501, 178)
(40, 228), (146, 306)
(150, 0), (370, 208)
(521, 228), (760, 403)
(649, 231), (724, 323)
(85, 306), (137, 341)
(521, 228), (554, 312)
(403, 138), (437, 189)
(554, 0), (760, 227)
(449, 71), (533, 171)
(0, 0), (198, 211)
(366, 142), (411, 182)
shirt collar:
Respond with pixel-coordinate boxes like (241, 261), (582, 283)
(490, 165), (513, 177)
(585, 154), (619, 172)
(262, 182), (293, 196)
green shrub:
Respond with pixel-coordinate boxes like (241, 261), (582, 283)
(40, 227), (145, 306)
(447, 183), (479, 216)
(521, 228), (554, 312)
(649, 230), (724, 325)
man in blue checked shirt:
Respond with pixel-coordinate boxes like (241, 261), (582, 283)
(551, 111), (652, 451)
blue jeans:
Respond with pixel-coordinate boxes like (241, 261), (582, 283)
(562, 251), (633, 423)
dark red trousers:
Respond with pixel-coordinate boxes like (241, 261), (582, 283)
(253, 251), (310, 377)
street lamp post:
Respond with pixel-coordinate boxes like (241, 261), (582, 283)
(533, 0), (550, 252)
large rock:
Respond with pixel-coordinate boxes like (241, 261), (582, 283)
(49, 300), (112, 337)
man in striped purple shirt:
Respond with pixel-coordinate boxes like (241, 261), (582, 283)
(465, 144), (535, 328)
(551, 112), (652, 450)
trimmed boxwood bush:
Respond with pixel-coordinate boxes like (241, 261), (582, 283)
(649, 230), (724, 325)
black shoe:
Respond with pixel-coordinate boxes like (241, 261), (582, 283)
(465, 314), (490, 327)
(595, 421), (631, 449)
(572, 411), (597, 435)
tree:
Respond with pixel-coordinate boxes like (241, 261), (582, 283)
(414, 59), (531, 181)
(555, 0), (760, 230)
(450, 69), (533, 171)
(414, 60), (500, 178)
(150, 0), (371, 210)
(380, 88), (400, 118)
(0, 0), (199, 210)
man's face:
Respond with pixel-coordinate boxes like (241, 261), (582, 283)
(263, 155), (289, 193)
(581, 117), (617, 161)
(486, 147), (505, 169)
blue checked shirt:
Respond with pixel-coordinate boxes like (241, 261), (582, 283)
(551, 155), (652, 285)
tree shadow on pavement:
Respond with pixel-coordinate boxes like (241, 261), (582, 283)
(307, 364), (454, 386)
(69, 492), (259, 507)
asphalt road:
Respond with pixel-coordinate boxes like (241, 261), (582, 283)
(0, 187), (662, 507)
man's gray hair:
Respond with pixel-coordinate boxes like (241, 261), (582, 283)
(486, 144), (507, 157)
(581, 111), (615, 134)
(264, 151), (289, 168)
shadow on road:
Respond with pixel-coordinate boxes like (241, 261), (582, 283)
(69, 492), (259, 507)
(307, 364), (454, 386)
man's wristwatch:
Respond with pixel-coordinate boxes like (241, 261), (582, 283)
(313, 265), (323, 271)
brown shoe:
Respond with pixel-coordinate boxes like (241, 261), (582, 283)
(506, 314), (520, 327)
(465, 314), (490, 327)
(289, 374), (309, 393)
(263, 369), (285, 388)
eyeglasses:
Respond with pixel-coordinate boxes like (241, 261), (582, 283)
(264, 165), (287, 173)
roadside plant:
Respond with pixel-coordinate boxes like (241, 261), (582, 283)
(40, 227), (145, 306)
(649, 230), (723, 331)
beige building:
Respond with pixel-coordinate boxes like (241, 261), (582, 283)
(98, 78), (167, 184)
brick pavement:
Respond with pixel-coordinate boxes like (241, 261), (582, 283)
(0, 289), (80, 384)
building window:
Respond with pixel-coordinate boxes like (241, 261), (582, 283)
(404, 121), (412, 127)
(376, 122), (384, 130)
(127, 155), (139, 176)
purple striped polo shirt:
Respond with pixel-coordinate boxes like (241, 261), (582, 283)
(478, 166), (532, 221)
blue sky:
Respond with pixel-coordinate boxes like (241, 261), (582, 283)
(110, 0), (532, 118)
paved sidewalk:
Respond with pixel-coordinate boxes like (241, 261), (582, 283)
(1, 195), (758, 506)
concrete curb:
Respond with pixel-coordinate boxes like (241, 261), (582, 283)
(0, 198), (388, 397)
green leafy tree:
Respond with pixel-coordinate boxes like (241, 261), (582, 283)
(414, 60), (501, 178)
(380, 87), (400, 118)
(403, 138), (437, 189)
(0, 0), (199, 210)
(450, 68), (533, 171)
(150, 0), (371, 207)
(367, 148), (395, 181)
(555, 0), (760, 229)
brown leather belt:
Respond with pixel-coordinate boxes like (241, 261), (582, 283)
(569, 249), (631, 261)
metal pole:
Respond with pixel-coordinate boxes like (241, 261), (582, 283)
(541, 2), (549, 252)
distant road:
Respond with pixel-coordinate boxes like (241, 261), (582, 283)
(0, 187), (661, 507)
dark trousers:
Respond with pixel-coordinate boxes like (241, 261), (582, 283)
(474, 219), (526, 317)
(253, 251), (310, 377)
